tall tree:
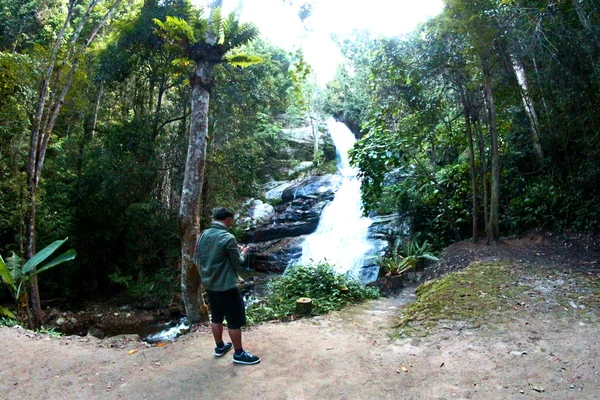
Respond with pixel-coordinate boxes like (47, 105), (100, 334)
(154, 2), (259, 322)
(25, 0), (124, 328)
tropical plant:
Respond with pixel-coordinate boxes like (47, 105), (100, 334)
(0, 238), (76, 325)
(381, 235), (439, 276)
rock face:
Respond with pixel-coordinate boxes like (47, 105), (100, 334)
(246, 237), (305, 273)
(241, 174), (344, 272)
(358, 213), (411, 282)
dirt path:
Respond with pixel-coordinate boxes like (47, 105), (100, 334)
(2, 289), (599, 399)
(2, 234), (599, 399)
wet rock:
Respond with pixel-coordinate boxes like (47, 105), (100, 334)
(368, 213), (409, 241)
(281, 174), (343, 203)
(246, 237), (305, 273)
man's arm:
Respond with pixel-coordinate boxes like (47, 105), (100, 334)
(225, 236), (245, 279)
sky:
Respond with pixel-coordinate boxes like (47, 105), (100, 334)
(195, 0), (444, 85)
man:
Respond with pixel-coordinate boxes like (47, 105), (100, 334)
(193, 207), (261, 365)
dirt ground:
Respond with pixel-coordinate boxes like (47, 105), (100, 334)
(1, 233), (599, 400)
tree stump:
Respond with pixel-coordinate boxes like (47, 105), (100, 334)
(295, 297), (312, 315)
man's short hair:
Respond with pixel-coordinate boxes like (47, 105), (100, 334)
(213, 207), (234, 221)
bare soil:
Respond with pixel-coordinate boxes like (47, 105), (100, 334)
(1, 233), (599, 400)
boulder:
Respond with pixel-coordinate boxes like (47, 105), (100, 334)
(245, 237), (305, 273)
(281, 174), (343, 202)
(88, 327), (105, 339)
(237, 199), (275, 230)
(264, 181), (294, 201)
(248, 197), (331, 243)
(368, 213), (409, 241)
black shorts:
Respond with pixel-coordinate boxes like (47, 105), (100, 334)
(206, 288), (246, 329)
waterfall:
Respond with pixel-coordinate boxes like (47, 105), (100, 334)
(299, 118), (375, 279)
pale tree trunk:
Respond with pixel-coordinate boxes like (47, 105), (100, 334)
(25, 0), (122, 328)
(531, 55), (553, 136)
(483, 59), (500, 243)
(510, 54), (543, 160)
(179, 63), (211, 323)
(460, 88), (479, 242)
(179, 0), (223, 323)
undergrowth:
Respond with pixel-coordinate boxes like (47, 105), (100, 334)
(246, 261), (379, 324)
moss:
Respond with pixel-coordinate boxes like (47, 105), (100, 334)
(392, 261), (527, 338)
(391, 260), (600, 338)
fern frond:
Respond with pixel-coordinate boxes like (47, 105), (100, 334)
(208, 6), (223, 43)
(224, 22), (259, 51)
(153, 16), (197, 44)
(223, 53), (262, 67)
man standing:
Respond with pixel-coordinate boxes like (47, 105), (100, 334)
(193, 207), (261, 365)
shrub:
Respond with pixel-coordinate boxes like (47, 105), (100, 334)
(246, 261), (379, 324)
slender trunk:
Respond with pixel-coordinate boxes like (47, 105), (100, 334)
(25, 0), (122, 328)
(572, 0), (600, 48)
(531, 55), (553, 136)
(179, 62), (212, 323)
(510, 54), (543, 160)
(473, 118), (489, 237)
(460, 88), (479, 242)
(309, 113), (318, 160)
(79, 81), (104, 175)
(483, 59), (500, 242)
(152, 81), (166, 140)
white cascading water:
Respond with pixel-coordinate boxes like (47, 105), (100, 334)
(299, 118), (375, 277)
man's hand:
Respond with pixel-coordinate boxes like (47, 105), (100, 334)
(237, 275), (245, 284)
(238, 244), (249, 254)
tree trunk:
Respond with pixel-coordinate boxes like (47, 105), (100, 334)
(510, 54), (543, 160)
(483, 59), (500, 242)
(460, 88), (479, 242)
(473, 118), (489, 238)
(179, 0), (223, 324)
(179, 62), (212, 323)
(25, 0), (122, 328)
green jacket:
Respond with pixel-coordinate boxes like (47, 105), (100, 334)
(193, 222), (244, 292)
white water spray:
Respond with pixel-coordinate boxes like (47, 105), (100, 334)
(299, 118), (375, 278)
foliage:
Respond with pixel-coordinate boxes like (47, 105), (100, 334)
(0, 238), (76, 319)
(330, 0), (600, 244)
(108, 266), (179, 307)
(0, 52), (37, 252)
(380, 235), (439, 275)
(247, 261), (379, 324)
(0, 316), (19, 327)
(38, 325), (62, 337)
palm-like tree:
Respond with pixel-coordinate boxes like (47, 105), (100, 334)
(154, 5), (259, 322)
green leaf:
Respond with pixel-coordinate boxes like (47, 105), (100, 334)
(0, 306), (16, 319)
(224, 54), (262, 67)
(34, 249), (77, 276)
(22, 238), (68, 275)
(0, 255), (15, 289)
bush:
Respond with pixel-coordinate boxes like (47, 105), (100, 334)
(247, 261), (379, 324)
